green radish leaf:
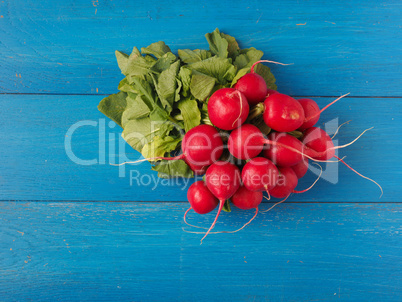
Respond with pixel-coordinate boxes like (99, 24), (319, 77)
(222, 200), (231, 212)
(177, 98), (201, 132)
(117, 77), (134, 93)
(175, 79), (182, 103)
(154, 60), (181, 113)
(115, 50), (129, 74)
(178, 49), (212, 63)
(124, 52), (156, 79)
(122, 117), (155, 152)
(121, 93), (151, 127)
(141, 135), (182, 159)
(150, 52), (177, 73)
(220, 32), (240, 60)
(178, 67), (192, 96)
(205, 28), (229, 58)
(231, 67), (249, 86)
(152, 160), (194, 179)
(149, 106), (169, 122)
(231, 48), (265, 86)
(234, 47), (264, 70)
(190, 74), (216, 101)
(187, 56), (236, 84)
(141, 41), (172, 59)
(98, 91), (127, 128)
(129, 77), (156, 108)
(254, 64), (277, 90)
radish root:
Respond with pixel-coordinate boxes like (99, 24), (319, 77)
(331, 120), (351, 139)
(293, 163), (323, 193)
(264, 126), (372, 164)
(260, 194), (290, 213)
(111, 154), (185, 166)
(250, 60), (293, 73)
(327, 127), (373, 152)
(200, 199), (225, 244)
(305, 93), (350, 122)
(264, 186), (271, 201)
(183, 207), (259, 235)
(183, 207), (209, 230)
(263, 139), (345, 163)
(334, 155), (383, 198)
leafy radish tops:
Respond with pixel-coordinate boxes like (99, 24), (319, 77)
(99, 29), (381, 242)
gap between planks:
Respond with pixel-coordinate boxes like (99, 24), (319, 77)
(0, 93), (401, 98)
(0, 200), (399, 204)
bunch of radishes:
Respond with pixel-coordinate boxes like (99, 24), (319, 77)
(177, 60), (380, 242)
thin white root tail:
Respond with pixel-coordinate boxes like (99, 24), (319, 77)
(335, 155), (383, 198)
(200, 199), (225, 244)
(250, 60), (293, 73)
(305, 93), (350, 123)
(331, 120), (352, 139)
(183, 207), (210, 230)
(183, 207), (259, 235)
(110, 154), (185, 166)
(110, 158), (151, 166)
(265, 139), (346, 164)
(329, 127), (374, 152)
(293, 163), (323, 194)
(263, 187), (271, 201)
(260, 194), (290, 213)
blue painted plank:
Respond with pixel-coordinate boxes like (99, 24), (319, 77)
(0, 202), (401, 301)
(0, 0), (401, 96)
(0, 94), (400, 201)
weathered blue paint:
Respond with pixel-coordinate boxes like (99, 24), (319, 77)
(0, 202), (401, 301)
(0, 0), (401, 96)
(1, 0), (401, 300)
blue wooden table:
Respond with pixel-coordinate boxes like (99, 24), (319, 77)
(1, 0), (401, 301)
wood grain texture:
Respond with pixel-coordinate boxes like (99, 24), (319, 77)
(0, 0), (401, 96)
(0, 202), (401, 301)
(0, 94), (400, 201)
(1, 1), (401, 300)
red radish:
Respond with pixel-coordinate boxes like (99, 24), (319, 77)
(263, 93), (305, 132)
(298, 98), (320, 131)
(233, 59), (289, 106)
(291, 158), (309, 179)
(270, 167), (298, 198)
(202, 161), (241, 242)
(114, 124), (223, 167)
(187, 181), (219, 214)
(234, 73), (268, 106)
(227, 124), (321, 163)
(182, 124), (224, 166)
(298, 93), (350, 131)
(264, 132), (305, 167)
(302, 127), (335, 160)
(231, 185), (263, 210)
(266, 89), (278, 96)
(231, 185), (263, 230)
(228, 124), (265, 160)
(184, 158), (208, 175)
(208, 88), (249, 130)
(185, 185), (262, 235)
(242, 157), (279, 192)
